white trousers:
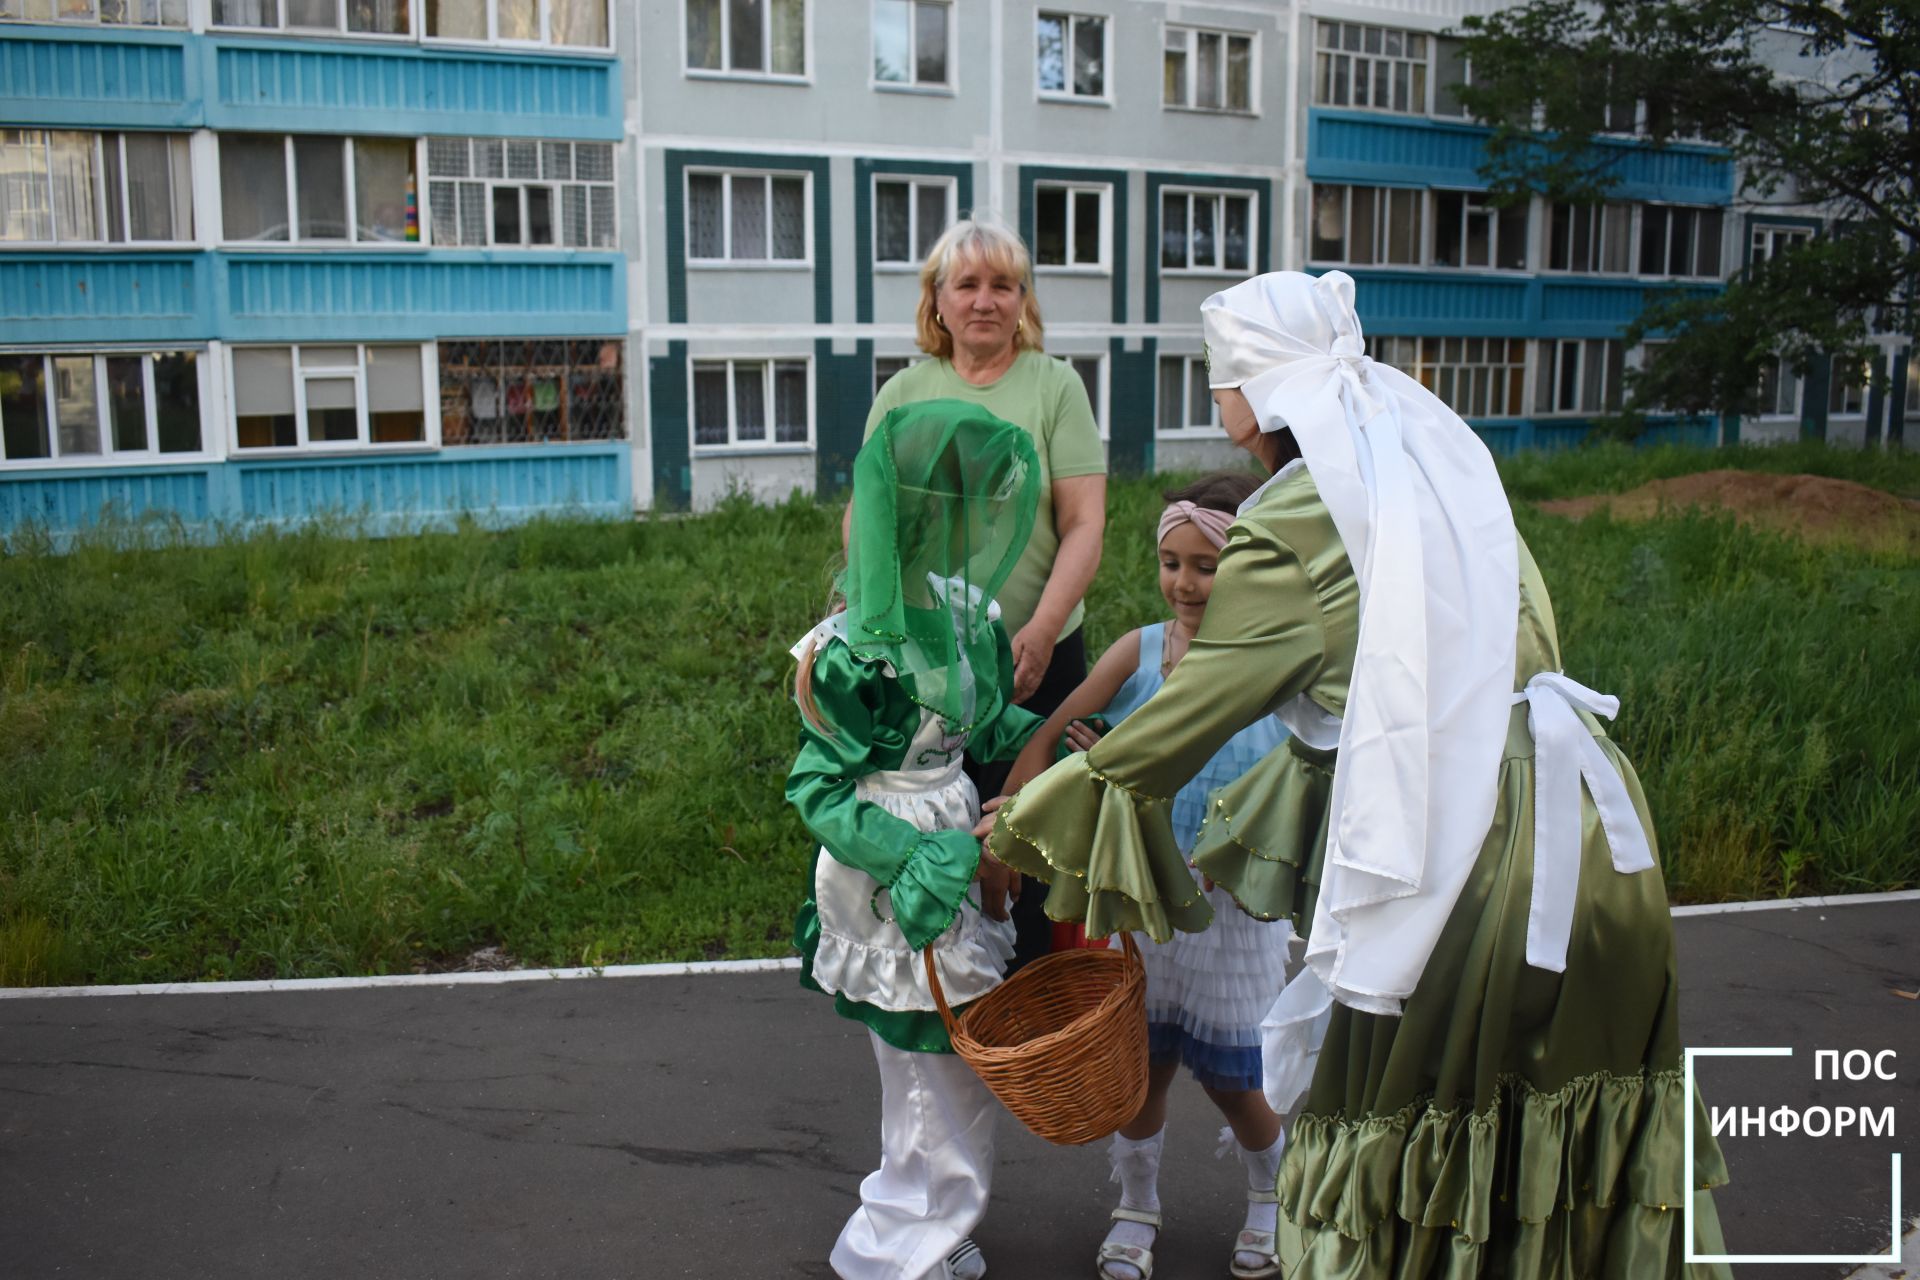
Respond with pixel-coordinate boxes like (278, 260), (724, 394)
(832, 1029), (998, 1280)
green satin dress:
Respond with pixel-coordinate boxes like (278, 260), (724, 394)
(990, 465), (1733, 1278)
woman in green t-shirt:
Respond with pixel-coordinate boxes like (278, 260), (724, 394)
(860, 217), (1108, 969)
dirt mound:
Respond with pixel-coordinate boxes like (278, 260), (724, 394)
(1537, 470), (1920, 552)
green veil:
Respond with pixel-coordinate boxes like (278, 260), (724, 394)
(844, 399), (1040, 728)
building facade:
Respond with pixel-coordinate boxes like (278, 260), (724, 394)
(4, 0), (1909, 537)
(1, 0), (633, 539)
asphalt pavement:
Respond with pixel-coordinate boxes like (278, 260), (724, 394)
(2, 896), (1914, 1279)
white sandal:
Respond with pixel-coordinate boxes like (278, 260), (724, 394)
(1228, 1186), (1281, 1279)
(944, 1236), (987, 1279)
(1096, 1206), (1161, 1279)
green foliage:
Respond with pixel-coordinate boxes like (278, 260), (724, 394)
(1455, 0), (1919, 416)
(2, 451), (1916, 984)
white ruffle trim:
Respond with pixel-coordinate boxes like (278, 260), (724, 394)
(1130, 883), (1293, 1042)
(811, 898), (1017, 1013)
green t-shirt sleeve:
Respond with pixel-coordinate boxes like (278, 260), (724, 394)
(1044, 358), (1107, 480)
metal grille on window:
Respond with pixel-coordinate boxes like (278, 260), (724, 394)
(564, 339), (623, 441)
(689, 174), (724, 257)
(771, 177), (806, 259)
(588, 186), (614, 248)
(475, 140), (505, 180)
(693, 363), (729, 445)
(914, 183), (945, 260)
(506, 141), (539, 181)
(561, 186), (589, 248)
(458, 182), (487, 246)
(773, 361), (808, 443)
(732, 177), (768, 260)
(541, 142), (571, 181)
(428, 138), (469, 178)
(575, 144), (613, 183)
(733, 363), (768, 441)
(876, 182), (911, 262)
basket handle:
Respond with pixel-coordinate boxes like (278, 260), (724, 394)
(923, 945), (960, 1038)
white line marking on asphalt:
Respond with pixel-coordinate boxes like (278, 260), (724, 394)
(4, 888), (1914, 1000)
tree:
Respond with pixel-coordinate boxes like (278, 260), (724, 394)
(1455, 0), (1918, 431)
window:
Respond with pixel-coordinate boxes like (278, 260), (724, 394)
(219, 136), (417, 244)
(1637, 205), (1723, 278)
(1537, 339), (1624, 415)
(0, 131), (193, 244)
(1315, 21), (1428, 114)
(438, 339), (623, 445)
(874, 355), (920, 398)
(1163, 25), (1252, 113)
(873, 177), (951, 265)
(232, 344), (427, 449)
(1036, 11), (1106, 100)
(686, 171), (809, 263)
(1431, 191), (1526, 270)
(1161, 189), (1254, 273)
(1432, 35), (1470, 117)
(414, 0), (604, 45)
(0, 0), (185, 24)
(1827, 356), (1867, 416)
(1065, 354), (1104, 436)
(1371, 336), (1526, 419)
(687, 0), (804, 76)
(1547, 201), (1632, 274)
(427, 139), (615, 249)
(1750, 224), (1813, 266)
(1033, 182), (1106, 269)
(213, 0), (410, 35)
(1308, 183), (1422, 266)
(1157, 355), (1218, 433)
(691, 358), (810, 448)
(0, 349), (202, 463)
(1756, 355), (1802, 418)
(874, 0), (948, 87)
(1907, 350), (1919, 416)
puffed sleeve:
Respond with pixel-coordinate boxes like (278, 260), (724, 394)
(966, 622), (1044, 764)
(987, 517), (1329, 940)
(786, 643), (982, 951)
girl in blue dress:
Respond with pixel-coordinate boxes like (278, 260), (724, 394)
(991, 471), (1294, 1280)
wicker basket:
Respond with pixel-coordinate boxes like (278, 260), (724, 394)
(924, 932), (1148, 1146)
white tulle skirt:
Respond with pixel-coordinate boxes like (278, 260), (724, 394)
(1132, 878), (1294, 1092)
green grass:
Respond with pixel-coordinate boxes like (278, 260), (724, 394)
(3, 443), (1916, 986)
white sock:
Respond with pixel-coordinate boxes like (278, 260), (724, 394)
(1100, 1129), (1164, 1280)
(1230, 1127), (1286, 1268)
(944, 1237), (986, 1280)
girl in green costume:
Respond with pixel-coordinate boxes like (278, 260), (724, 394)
(988, 272), (1734, 1278)
(788, 400), (1045, 1280)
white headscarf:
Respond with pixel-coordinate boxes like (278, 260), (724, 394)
(1202, 271), (1519, 1016)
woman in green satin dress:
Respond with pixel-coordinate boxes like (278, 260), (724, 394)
(985, 272), (1733, 1279)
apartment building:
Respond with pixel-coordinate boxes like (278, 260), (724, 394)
(1, 0), (632, 537)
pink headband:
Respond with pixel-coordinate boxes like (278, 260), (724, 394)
(1157, 501), (1235, 550)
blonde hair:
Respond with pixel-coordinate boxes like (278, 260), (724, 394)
(916, 218), (1046, 358)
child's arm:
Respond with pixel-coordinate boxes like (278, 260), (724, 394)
(786, 644), (995, 942)
(1000, 628), (1143, 795)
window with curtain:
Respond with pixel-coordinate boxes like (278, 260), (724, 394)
(1315, 20), (1430, 113)
(690, 358), (810, 447)
(1536, 339), (1625, 416)
(685, 171), (808, 262)
(1371, 336), (1527, 419)
(220, 136), (419, 244)
(2, 130), (193, 244)
(3, 0), (185, 23)
(233, 345), (431, 449)
(1160, 189), (1253, 272)
(0, 349), (203, 463)
(1308, 182), (1423, 266)
(686, 0), (805, 75)
(1547, 201), (1632, 273)
(1163, 25), (1252, 112)
(874, 177), (951, 265)
(1156, 355), (1217, 433)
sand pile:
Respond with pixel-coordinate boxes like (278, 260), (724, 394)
(1537, 470), (1920, 552)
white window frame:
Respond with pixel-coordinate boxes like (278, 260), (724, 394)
(684, 168), (814, 268)
(689, 356), (815, 451)
(208, 0), (413, 41)
(873, 353), (923, 399)
(412, 0), (614, 50)
(1156, 353), (1221, 436)
(1749, 223), (1813, 266)
(1906, 350), (1919, 416)
(425, 137), (618, 251)
(1031, 180), (1110, 273)
(1035, 10), (1110, 104)
(0, 346), (213, 467)
(0, 0), (186, 25)
(1544, 200), (1634, 275)
(871, 174), (956, 270)
(870, 0), (953, 93)
(1162, 24), (1256, 115)
(1536, 338), (1623, 417)
(216, 135), (427, 248)
(1754, 354), (1803, 420)
(1307, 182), (1424, 267)
(1062, 353), (1107, 439)
(683, 0), (809, 81)
(0, 130), (197, 248)
(1636, 203), (1724, 280)
(1371, 335), (1529, 420)
(227, 342), (437, 453)
(1159, 187), (1257, 276)
(1313, 20), (1431, 115)
(1827, 355), (1868, 417)
(1429, 189), (1528, 272)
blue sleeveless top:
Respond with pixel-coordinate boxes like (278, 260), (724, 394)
(1102, 622), (1288, 852)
